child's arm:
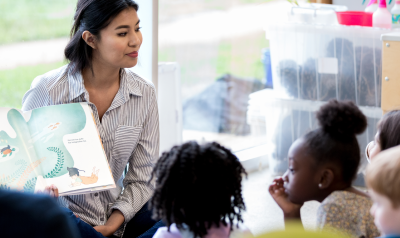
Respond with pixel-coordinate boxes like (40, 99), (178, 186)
(269, 177), (303, 223)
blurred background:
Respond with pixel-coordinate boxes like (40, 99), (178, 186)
(1, 0), (395, 234)
(0, 0), (279, 156)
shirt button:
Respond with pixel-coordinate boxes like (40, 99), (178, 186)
(94, 193), (99, 197)
(100, 218), (104, 221)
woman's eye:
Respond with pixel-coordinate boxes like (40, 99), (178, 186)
(118, 32), (127, 37)
(289, 168), (295, 173)
(135, 27), (142, 32)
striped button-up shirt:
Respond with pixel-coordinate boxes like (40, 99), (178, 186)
(22, 65), (159, 237)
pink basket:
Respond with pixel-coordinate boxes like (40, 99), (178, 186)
(336, 11), (373, 27)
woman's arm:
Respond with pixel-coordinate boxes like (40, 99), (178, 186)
(21, 76), (51, 111)
(94, 210), (125, 236)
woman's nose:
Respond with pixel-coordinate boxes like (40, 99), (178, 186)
(129, 32), (142, 47)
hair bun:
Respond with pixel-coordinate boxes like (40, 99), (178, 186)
(316, 100), (367, 138)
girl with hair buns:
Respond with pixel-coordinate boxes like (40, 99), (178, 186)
(22, 0), (161, 237)
(269, 100), (380, 238)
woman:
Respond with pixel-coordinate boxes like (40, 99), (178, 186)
(22, 0), (160, 237)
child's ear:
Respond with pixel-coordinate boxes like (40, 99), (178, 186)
(318, 169), (334, 189)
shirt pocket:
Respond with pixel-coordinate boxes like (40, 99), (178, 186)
(112, 125), (143, 167)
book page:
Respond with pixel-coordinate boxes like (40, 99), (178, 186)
(0, 108), (40, 191)
(30, 103), (115, 194)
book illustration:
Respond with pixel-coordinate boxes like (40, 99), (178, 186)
(30, 122), (63, 144)
(68, 166), (100, 187)
(15, 158), (46, 190)
(1, 145), (17, 158)
(22, 147), (65, 192)
(0, 103), (116, 195)
(0, 160), (27, 190)
(0, 104), (86, 192)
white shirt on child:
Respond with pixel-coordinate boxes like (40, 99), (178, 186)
(154, 223), (252, 238)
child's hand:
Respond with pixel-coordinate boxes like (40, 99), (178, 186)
(37, 184), (59, 199)
(269, 177), (302, 219)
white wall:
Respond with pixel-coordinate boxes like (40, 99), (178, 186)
(131, 0), (157, 86)
(158, 63), (182, 154)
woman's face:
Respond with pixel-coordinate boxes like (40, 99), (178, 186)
(283, 139), (321, 204)
(369, 132), (382, 161)
(93, 7), (142, 69)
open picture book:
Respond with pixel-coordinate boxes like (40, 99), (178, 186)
(0, 102), (115, 196)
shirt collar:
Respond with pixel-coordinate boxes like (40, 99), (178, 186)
(67, 68), (142, 102)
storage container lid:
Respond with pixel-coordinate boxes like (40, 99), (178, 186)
(381, 32), (400, 41)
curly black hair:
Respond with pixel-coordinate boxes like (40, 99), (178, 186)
(149, 141), (247, 238)
(303, 100), (367, 184)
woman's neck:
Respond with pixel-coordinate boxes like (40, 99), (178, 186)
(82, 58), (121, 90)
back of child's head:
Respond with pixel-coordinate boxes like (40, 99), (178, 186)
(149, 141), (247, 237)
(366, 145), (400, 208)
(378, 110), (400, 151)
(303, 100), (367, 184)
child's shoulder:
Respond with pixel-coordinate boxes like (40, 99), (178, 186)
(323, 190), (371, 203)
(154, 224), (182, 238)
(319, 190), (373, 214)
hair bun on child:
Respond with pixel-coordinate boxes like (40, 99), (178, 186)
(316, 100), (367, 138)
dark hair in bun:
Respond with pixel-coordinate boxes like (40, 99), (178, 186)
(303, 100), (367, 184)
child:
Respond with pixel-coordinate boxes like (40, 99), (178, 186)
(366, 145), (400, 237)
(149, 141), (250, 238)
(269, 100), (380, 238)
(366, 110), (400, 161)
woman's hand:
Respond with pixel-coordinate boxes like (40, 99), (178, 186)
(269, 177), (302, 219)
(36, 184), (59, 198)
(94, 210), (125, 237)
(93, 225), (115, 237)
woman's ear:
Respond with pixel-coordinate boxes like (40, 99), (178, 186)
(318, 169), (334, 189)
(82, 31), (97, 49)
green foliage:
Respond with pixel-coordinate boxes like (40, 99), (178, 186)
(215, 32), (269, 80)
(44, 147), (65, 178)
(158, 32), (269, 86)
(0, 0), (77, 45)
(0, 61), (65, 109)
(287, 0), (299, 5)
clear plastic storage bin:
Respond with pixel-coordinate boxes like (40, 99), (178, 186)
(267, 23), (397, 107)
(247, 89), (382, 185)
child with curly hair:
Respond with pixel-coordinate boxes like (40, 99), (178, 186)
(269, 100), (380, 238)
(149, 141), (251, 238)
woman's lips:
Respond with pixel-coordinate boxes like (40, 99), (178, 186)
(127, 51), (138, 58)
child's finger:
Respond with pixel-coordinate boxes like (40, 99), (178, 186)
(51, 184), (59, 198)
(268, 184), (277, 194)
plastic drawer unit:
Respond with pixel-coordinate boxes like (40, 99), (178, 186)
(247, 89), (382, 185)
(266, 23), (397, 107)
